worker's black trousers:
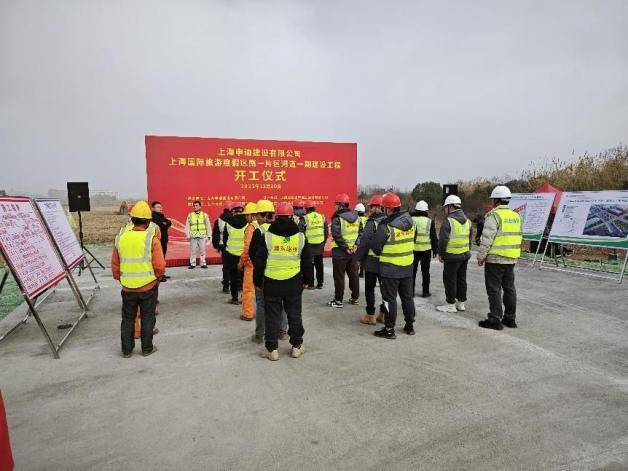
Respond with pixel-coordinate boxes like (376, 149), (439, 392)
(381, 276), (415, 330)
(312, 254), (324, 286)
(364, 271), (383, 315)
(485, 263), (517, 322)
(412, 250), (432, 294)
(220, 251), (229, 289)
(443, 259), (468, 304)
(228, 267), (241, 301)
(120, 286), (157, 355)
(264, 293), (304, 352)
(332, 258), (359, 301)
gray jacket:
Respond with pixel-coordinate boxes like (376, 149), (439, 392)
(437, 209), (472, 262)
(356, 212), (386, 273)
(372, 211), (415, 278)
(331, 208), (363, 260)
(477, 205), (518, 264)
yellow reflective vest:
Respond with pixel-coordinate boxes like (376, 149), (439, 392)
(412, 216), (432, 252)
(226, 223), (245, 256)
(445, 218), (470, 255)
(367, 217), (382, 259)
(258, 222), (271, 236)
(264, 231), (305, 280)
(217, 218), (226, 245)
(380, 225), (416, 267)
(305, 211), (325, 244)
(115, 225), (157, 289)
(188, 211), (208, 237)
(488, 208), (522, 259)
(331, 217), (360, 249)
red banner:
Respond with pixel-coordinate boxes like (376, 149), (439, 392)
(146, 136), (357, 266)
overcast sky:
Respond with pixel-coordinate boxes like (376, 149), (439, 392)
(1, 0), (627, 197)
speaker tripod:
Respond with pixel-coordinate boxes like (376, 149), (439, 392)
(77, 211), (105, 275)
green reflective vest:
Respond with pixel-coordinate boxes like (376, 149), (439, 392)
(488, 208), (522, 259)
(226, 223), (245, 256)
(445, 218), (470, 255)
(380, 225), (416, 267)
(188, 211), (208, 237)
(359, 215), (367, 228)
(264, 231), (305, 280)
(115, 225), (157, 289)
(412, 216), (432, 252)
(305, 212), (325, 244)
(331, 217), (360, 248)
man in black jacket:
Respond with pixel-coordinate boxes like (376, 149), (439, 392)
(254, 202), (311, 361)
(151, 201), (172, 281)
(212, 201), (233, 293)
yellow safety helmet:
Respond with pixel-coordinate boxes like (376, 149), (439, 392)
(256, 199), (275, 213)
(129, 200), (152, 219)
(242, 202), (258, 215)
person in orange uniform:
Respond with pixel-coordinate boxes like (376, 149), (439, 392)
(238, 202), (258, 321)
(112, 200), (165, 357)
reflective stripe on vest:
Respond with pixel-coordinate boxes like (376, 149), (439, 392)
(115, 225), (157, 289)
(445, 218), (470, 255)
(488, 208), (522, 259)
(305, 212), (325, 244)
(264, 231), (305, 280)
(217, 218), (226, 244)
(189, 212), (207, 237)
(258, 222), (271, 237)
(331, 217), (360, 248)
(367, 218), (382, 258)
(412, 216), (432, 252)
(226, 223), (245, 256)
(380, 225), (415, 267)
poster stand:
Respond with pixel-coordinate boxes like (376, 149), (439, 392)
(77, 210), (105, 275)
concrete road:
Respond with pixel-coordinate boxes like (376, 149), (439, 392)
(0, 246), (627, 470)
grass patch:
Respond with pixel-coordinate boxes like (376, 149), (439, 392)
(0, 273), (23, 321)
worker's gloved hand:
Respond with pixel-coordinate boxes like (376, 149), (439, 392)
(438, 255), (444, 263)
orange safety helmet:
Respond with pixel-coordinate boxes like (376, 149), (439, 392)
(334, 193), (350, 204)
(304, 199), (316, 208)
(367, 194), (383, 207)
(381, 193), (401, 208)
(293, 198), (305, 208)
(275, 202), (294, 216)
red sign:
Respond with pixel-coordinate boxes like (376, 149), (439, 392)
(146, 136), (357, 266)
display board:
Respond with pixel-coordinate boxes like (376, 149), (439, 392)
(0, 197), (66, 298)
(549, 190), (628, 249)
(146, 135), (357, 266)
(35, 198), (84, 269)
(509, 192), (556, 241)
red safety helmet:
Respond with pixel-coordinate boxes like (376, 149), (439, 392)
(293, 198), (305, 208)
(224, 200), (234, 210)
(335, 193), (350, 204)
(367, 194), (383, 207)
(381, 193), (401, 208)
(275, 202), (294, 216)
(232, 201), (245, 209)
(304, 199), (316, 208)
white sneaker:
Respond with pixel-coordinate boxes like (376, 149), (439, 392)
(291, 345), (305, 358)
(436, 303), (457, 313)
(261, 349), (279, 361)
(455, 301), (466, 312)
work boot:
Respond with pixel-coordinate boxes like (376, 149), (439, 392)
(229, 298), (240, 305)
(188, 265), (195, 269)
(262, 349), (279, 361)
(403, 323), (415, 335)
(291, 345), (305, 358)
(349, 298), (359, 305)
(421, 291), (431, 298)
(478, 318), (504, 330)
(240, 315), (253, 322)
(201, 265), (208, 269)
(376, 312), (385, 323)
(502, 318), (518, 328)
(436, 303), (457, 313)
(251, 334), (264, 344)
(455, 301), (466, 312)
(142, 346), (158, 357)
(316, 284), (323, 290)
(279, 330), (289, 341)
(122, 351), (132, 358)
(327, 300), (343, 308)
(360, 314), (376, 325)
(374, 327), (396, 339)
(222, 286), (229, 293)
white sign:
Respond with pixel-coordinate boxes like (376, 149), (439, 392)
(35, 198), (84, 269)
(508, 193), (556, 240)
(549, 190), (628, 248)
(0, 197), (66, 298)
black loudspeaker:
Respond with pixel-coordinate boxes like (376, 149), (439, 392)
(442, 184), (458, 202)
(67, 182), (91, 212)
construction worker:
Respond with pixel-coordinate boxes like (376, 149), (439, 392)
(477, 185), (523, 330)
(411, 200), (438, 297)
(356, 194), (388, 325)
(292, 199), (307, 233)
(304, 199), (328, 289)
(249, 199), (289, 344)
(327, 193), (363, 308)
(222, 202), (246, 304)
(151, 201), (172, 281)
(238, 202), (258, 321)
(185, 201), (211, 269)
(355, 203), (367, 277)
(112, 200), (164, 357)
(253, 202), (311, 361)
(212, 200), (234, 293)
(370, 193), (416, 338)
(436, 194), (473, 313)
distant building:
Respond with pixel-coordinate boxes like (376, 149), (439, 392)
(91, 190), (119, 199)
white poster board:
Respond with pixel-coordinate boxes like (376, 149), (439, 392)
(0, 197), (66, 298)
(509, 192), (556, 241)
(549, 190), (628, 249)
(35, 198), (84, 269)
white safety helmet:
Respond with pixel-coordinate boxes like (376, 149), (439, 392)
(355, 203), (366, 213)
(443, 194), (462, 207)
(415, 200), (429, 211)
(490, 185), (512, 199)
